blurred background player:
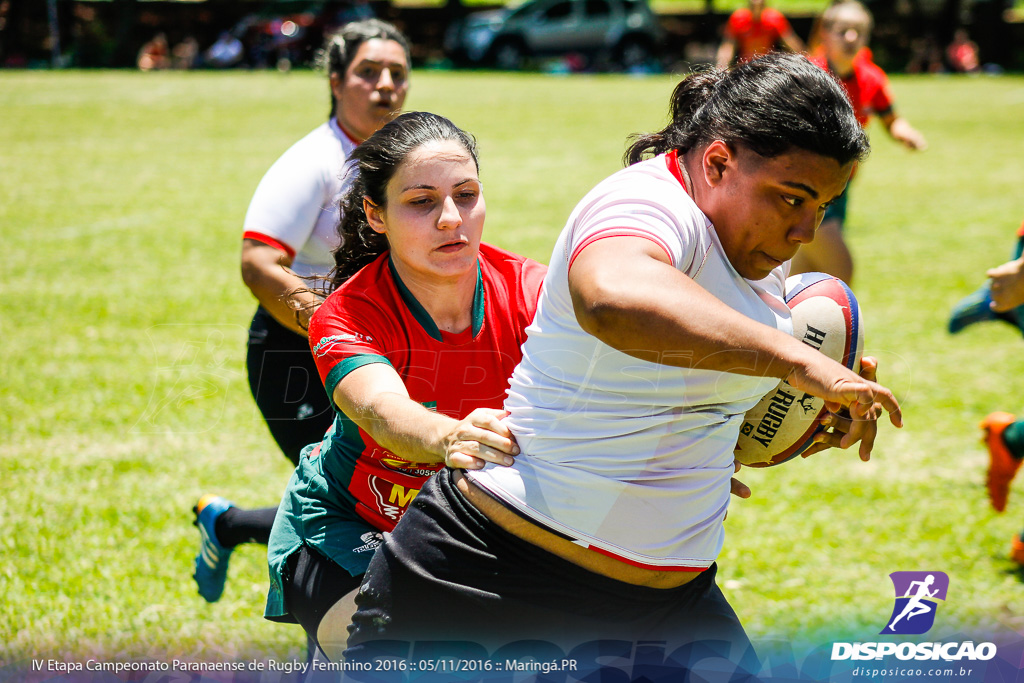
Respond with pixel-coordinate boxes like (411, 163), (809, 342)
(191, 19), (410, 604)
(947, 218), (1024, 564)
(946, 29), (980, 73)
(137, 32), (170, 71)
(716, 0), (804, 70)
(792, 0), (927, 284)
(948, 220), (1024, 335)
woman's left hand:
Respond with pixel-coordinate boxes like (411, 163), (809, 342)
(444, 408), (520, 470)
(801, 355), (885, 460)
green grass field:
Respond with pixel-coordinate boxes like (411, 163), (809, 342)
(3, 69), (1024, 668)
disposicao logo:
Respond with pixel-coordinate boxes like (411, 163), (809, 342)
(881, 571), (949, 635)
(831, 571), (997, 663)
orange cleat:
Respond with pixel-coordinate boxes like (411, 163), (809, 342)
(982, 412), (1022, 513)
(1011, 535), (1024, 567)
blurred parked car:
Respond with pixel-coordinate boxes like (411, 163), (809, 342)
(444, 0), (663, 70)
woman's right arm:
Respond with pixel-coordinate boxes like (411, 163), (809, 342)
(331, 363), (519, 468)
(241, 239), (321, 335)
(568, 235), (901, 459)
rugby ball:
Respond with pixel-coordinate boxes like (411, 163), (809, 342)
(734, 272), (864, 467)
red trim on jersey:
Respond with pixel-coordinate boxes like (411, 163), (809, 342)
(243, 231), (297, 259)
(586, 544), (709, 572)
(666, 149), (689, 194)
(336, 121), (364, 146)
(1017, 219), (1024, 239)
(568, 230), (674, 272)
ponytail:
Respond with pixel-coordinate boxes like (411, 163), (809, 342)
(624, 53), (868, 168)
(625, 68), (724, 165)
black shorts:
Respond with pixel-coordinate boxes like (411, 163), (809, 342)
(346, 468), (759, 678)
(246, 307), (334, 465)
(281, 545), (362, 648)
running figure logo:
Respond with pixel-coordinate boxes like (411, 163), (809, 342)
(881, 571), (949, 635)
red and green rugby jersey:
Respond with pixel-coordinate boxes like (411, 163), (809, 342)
(810, 49), (895, 127)
(307, 242), (547, 532)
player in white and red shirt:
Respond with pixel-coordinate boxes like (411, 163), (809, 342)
(191, 20), (411, 605)
(716, 0), (804, 69)
(346, 55), (902, 667)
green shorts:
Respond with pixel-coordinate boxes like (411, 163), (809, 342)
(264, 442), (381, 622)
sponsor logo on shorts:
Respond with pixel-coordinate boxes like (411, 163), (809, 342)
(352, 531), (383, 554)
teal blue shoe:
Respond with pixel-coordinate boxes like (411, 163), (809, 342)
(948, 283), (1021, 334)
(192, 495), (234, 603)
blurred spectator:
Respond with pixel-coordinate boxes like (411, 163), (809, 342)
(716, 0), (804, 69)
(70, 2), (113, 67)
(137, 33), (170, 71)
(906, 34), (944, 74)
(946, 29), (980, 73)
(172, 36), (199, 70)
(205, 31), (243, 68)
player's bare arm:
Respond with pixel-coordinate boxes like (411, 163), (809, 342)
(240, 239), (322, 335)
(881, 112), (927, 151)
(569, 235), (900, 458)
(716, 37), (738, 69)
(780, 28), (805, 53)
(332, 363), (518, 467)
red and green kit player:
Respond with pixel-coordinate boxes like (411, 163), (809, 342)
(263, 112), (547, 660)
(298, 240), (543, 531)
(716, 0), (804, 69)
(793, 0), (927, 284)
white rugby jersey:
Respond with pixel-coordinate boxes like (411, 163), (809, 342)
(467, 151), (793, 572)
(243, 119), (358, 281)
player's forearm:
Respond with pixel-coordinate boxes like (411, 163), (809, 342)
(987, 257), (1024, 311)
(349, 392), (455, 464)
(716, 41), (735, 69)
(885, 116), (927, 150)
(782, 31), (805, 54)
(244, 267), (321, 335)
(241, 241), (321, 335)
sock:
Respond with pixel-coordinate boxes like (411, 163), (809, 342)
(214, 506), (278, 547)
(1002, 421), (1024, 461)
